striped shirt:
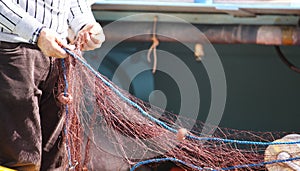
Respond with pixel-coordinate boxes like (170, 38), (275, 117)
(0, 0), (96, 43)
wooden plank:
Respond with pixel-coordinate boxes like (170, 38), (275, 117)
(245, 8), (300, 15)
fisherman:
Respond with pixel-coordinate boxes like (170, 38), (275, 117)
(0, 1), (105, 170)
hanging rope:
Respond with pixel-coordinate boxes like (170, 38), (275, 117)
(147, 16), (159, 74)
(275, 45), (300, 73)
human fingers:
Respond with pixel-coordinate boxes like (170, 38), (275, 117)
(55, 38), (75, 51)
(81, 33), (104, 51)
(81, 29), (105, 51)
(90, 30), (105, 44)
(51, 39), (68, 58)
(81, 33), (98, 51)
(37, 28), (68, 58)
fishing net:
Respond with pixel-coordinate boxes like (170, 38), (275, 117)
(54, 47), (300, 171)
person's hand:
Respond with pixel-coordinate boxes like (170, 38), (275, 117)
(76, 22), (105, 51)
(37, 28), (71, 58)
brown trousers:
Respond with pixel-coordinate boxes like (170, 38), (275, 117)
(0, 42), (64, 170)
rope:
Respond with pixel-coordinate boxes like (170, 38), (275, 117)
(61, 59), (73, 169)
(275, 46), (300, 73)
(130, 157), (300, 171)
(186, 135), (300, 146)
(147, 16), (159, 74)
(221, 156), (300, 170)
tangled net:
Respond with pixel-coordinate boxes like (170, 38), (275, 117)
(55, 47), (300, 171)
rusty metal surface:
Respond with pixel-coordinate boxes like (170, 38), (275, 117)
(101, 21), (300, 45)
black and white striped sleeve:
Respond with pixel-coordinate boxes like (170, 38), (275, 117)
(68, 0), (96, 35)
(0, 0), (44, 42)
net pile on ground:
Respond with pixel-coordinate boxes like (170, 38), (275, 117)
(55, 48), (300, 171)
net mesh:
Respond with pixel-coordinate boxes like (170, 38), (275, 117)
(55, 48), (298, 171)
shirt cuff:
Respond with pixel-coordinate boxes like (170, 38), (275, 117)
(30, 26), (46, 44)
(14, 15), (44, 43)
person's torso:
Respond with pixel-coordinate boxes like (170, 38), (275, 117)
(0, 0), (71, 43)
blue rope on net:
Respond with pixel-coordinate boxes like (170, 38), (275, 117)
(130, 156), (300, 171)
(61, 59), (73, 168)
(221, 156), (300, 170)
(64, 49), (300, 170)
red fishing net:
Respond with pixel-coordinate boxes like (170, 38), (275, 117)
(55, 48), (299, 171)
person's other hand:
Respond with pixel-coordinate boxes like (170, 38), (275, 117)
(76, 22), (105, 51)
(37, 28), (71, 58)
